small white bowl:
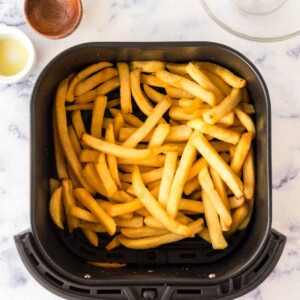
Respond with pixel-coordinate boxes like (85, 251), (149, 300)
(0, 26), (36, 84)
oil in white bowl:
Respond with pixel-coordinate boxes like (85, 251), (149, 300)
(0, 37), (29, 77)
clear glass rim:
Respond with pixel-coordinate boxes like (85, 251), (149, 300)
(200, 0), (300, 42)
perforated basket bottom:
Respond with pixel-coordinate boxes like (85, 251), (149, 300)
(56, 228), (246, 265)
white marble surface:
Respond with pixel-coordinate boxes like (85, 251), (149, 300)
(0, 0), (299, 299)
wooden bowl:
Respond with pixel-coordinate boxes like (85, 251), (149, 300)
(24, 0), (82, 39)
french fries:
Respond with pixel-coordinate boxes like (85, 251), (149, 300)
(50, 59), (256, 255)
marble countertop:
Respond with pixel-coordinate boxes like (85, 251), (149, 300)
(0, 0), (299, 299)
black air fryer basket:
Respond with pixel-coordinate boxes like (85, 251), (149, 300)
(15, 42), (286, 300)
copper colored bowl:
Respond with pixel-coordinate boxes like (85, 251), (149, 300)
(24, 0), (82, 39)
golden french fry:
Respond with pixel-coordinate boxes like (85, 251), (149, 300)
(157, 70), (216, 106)
(158, 151), (178, 206)
(74, 188), (116, 235)
(117, 62), (132, 114)
(112, 112), (124, 140)
(49, 178), (60, 196)
(143, 84), (166, 103)
(82, 229), (99, 247)
(82, 133), (175, 160)
(187, 117), (240, 144)
(66, 162), (82, 189)
(121, 226), (169, 238)
(79, 149), (100, 163)
(202, 190), (227, 249)
(75, 68), (118, 96)
(53, 107), (69, 179)
(238, 103), (255, 114)
(106, 235), (122, 251)
(68, 125), (81, 156)
(243, 146), (255, 200)
(233, 106), (256, 136)
(167, 131), (197, 219)
(49, 186), (64, 229)
(165, 85), (194, 99)
(198, 167), (232, 227)
(201, 69), (232, 97)
(238, 199), (253, 230)
(91, 95), (107, 139)
(116, 212), (133, 219)
(66, 62), (113, 101)
(122, 97), (172, 148)
(229, 196), (245, 209)
(186, 157), (208, 181)
(190, 189), (202, 200)
(203, 88), (242, 124)
(87, 262), (127, 268)
(62, 180), (79, 232)
(105, 123), (122, 188)
(210, 166), (230, 231)
(178, 199), (204, 213)
(183, 177), (200, 196)
(118, 155), (166, 167)
(119, 125), (192, 143)
(130, 69), (154, 116)
(130, 60), (165, 72)
(140, 74), (166, 88)
(193, 132), (243, 199)
(166, 63), (187, 75)
(230, 132), (253, 175)
(71, 110), (87, 148)
(103, 117), (113, 129)
(95, 153), (118, 198)
(109, 108), (144, 127)
(120, 167), (164, 184)
(226, 204), (249, 236)
(198, 226), (211, 243)
(79, 222), (106, 232)
(182, 98), (204, 114)
(144, 214), (191, 229)
(148, 124), (170, 148)
(133, 166), (193, 237)
(66, 103), (93, 111)
(196, 62), (246, 88)
(75, 77), (120, 103)
(115, 216), (143, 228)
(105, 200), (144, 217)
(118, 165), (156, 173)
(119, 218), (203, 249)
(186, 62), (224, 103)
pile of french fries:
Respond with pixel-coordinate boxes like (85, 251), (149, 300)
(49, 60), (255, 254)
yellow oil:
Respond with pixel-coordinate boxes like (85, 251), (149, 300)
(0, 38), (28, 77)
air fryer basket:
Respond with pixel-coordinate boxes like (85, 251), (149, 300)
(15, 42), (286, 300)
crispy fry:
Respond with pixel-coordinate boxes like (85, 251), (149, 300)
(95, 153), (118, 198)
(82, 229), (98, 247)
(243, 147), (255, 200)
(109, 108), (144, 128)
(71, 109), (87, 149)
(66, 62), (113, 101)
(106, 235), (122, 251)
(105, 123), (122, 188)
(229, 196), (245, 209)
(91, 96), (107, 139)
(130, 69), (154, 116)
(183, 177), (200, 196)
(143, 84), (167, 103)
(49, 186), (64, 229)
(166, 63), (187, 75)
(233, 106), (256, 136)
(122, 97), (172, 148)
(105, 200), (144, 217)
(226, 204), (249, 236)
(198, 226), (211, 243)
(117, 62), (132, 113)
(238, 103), (255, 114)
(120, 167), (164, 184)
(75, 68), (118, 96)
(203, 88), (242, 124)
(112, 112), (124, 140)
(79, 222), (106, 232)
(167, 132), (197, 218)
(79, 150), (100, 163)
(74, 188), (116, 235)
(49, 178), (60, 196)
(68, 125), (81, 156)
(193, 132), (243, 199)
(133, 166), (193, 237)
(157, 70), (216, 106)
(196, 62), (246, 88)
(148, 124), (170, 148)
(75, 77), (120, 103)
(198, 167), (232, 227)
(66, 103), (94, 111)
(115, 216), (143, 228)
(140, 74), (166, 88)
(238, 199), (253, 230)
(202, 190), (227, 249)
(130, 60), (165, 72)
(118, 155), (166, 167)
(121, 226), (169, 238)
(144, 214), (190, 229)
(187, 117), (240, 144)
(62, 180), (79, 232)
(230, 132), (253, 175)
(158, 151), (178, 206)
(179, 199), (204, 213)
(119, 218), (203, 249)
(66, 162), (82, 189)
(186, 62), (224, 103)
